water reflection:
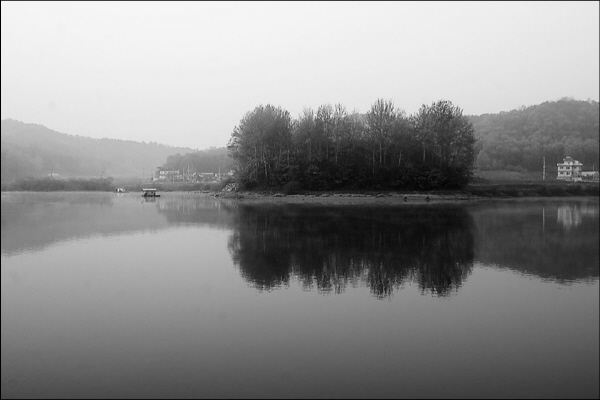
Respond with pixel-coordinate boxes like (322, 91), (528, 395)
(0, 193), (239, 257)
(2, 194), (598, 399)
(227, 204), (475, 299)
(557, 203), (598, 230)
(472, 199), (599, 283)
(2, 193), (597, 289)
(1, 192), (170, 256)
(156, 196), (236, 229)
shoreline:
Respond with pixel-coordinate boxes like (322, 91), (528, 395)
(213, 191), (467, 203)
(2, 180), (598, 204)
(2, 190), (598, 207)
(198, 190), (599, 204)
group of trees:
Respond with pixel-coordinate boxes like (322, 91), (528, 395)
(227, 99), (476, 190)
(471, 98), (599, 173)
(161, 147), (233, 176)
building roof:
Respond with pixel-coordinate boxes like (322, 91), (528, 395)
(558, 156), (583, 165)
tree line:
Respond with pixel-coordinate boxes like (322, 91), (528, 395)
(227, 99), (476, 191)
(161, 147), (233, 176)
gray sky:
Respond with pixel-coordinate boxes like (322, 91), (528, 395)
(1, 1), (598, 150)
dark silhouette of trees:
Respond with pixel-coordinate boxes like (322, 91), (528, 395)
(228, 104), (293, 186)
(228, 99), (477, 190)
(412, 100), (477, 187)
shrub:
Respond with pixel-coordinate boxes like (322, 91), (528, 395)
(241, 180), (259, 190)
(546, 185), (567, 196)
(208, 182), (225, 192)
(282, 181), (303, 195)
(221, 176), (236, 186)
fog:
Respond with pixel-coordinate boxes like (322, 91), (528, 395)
(1, 1), (598, 149)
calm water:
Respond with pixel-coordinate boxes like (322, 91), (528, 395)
(1, 192), (598, 399)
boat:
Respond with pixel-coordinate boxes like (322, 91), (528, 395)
(141, 188), (160, 197)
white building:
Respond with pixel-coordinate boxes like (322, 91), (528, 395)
(557, 156), (583, 181)
(155, 169), (181, 181)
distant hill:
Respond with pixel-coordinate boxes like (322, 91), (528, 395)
(469, 99), (599, 173)
(1, 119), (197, 181)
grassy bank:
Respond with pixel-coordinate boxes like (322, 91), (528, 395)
(0, 177), (229, 193)
(1, 177), (115, 192)
(463, 181), (598, 197)
(2, 175), (597, 198)
(211, 181), (598, 201)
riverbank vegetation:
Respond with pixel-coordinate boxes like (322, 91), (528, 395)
(1, 176), (115, 192)
(214, 181), (598, 199)
(228, 99), (477, 191)
(0, 177), (234, 193)
(1, 174), (596, 198)
(464, 181), (598, 197)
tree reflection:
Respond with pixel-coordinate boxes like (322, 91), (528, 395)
(228, 204), (475, 299)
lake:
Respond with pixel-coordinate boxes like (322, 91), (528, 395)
(1, 192), (598, 399)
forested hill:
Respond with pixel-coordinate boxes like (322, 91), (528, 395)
(1, 119), (196, 181)
(470, 99), (599, 172)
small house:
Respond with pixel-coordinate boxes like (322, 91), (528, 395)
(557, 156), (583, 181)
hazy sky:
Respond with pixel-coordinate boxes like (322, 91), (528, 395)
(1, 1), (599, 150)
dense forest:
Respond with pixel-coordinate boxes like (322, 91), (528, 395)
(228, 99), (476, 190)
(160, 147), (233, 175)
(470, 98), (599, 173)
(1, 119), (196, 181)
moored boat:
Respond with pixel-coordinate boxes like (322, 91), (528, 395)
(141, 188), (160, 197)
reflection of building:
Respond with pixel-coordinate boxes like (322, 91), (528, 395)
(557, 204), (597, 229)
(557, 206), (582, 229)
(557, 156), (583, 181)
